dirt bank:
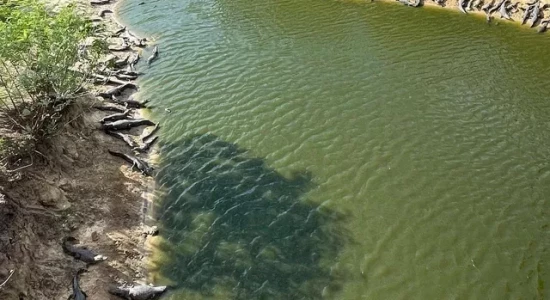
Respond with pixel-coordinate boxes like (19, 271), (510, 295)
(0, 0), (158, 299)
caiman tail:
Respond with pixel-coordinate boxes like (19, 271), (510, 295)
(107, 150), (133, 165)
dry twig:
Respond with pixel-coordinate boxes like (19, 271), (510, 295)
(0, 269), (14, 289)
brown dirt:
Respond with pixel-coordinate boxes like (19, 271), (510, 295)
(0, 98), (156, 300)
(0, 0), (157, 299)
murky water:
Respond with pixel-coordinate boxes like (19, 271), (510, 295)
(118, 0), (550, 298)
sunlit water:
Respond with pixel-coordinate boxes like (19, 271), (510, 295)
(117, 0), (550, 298)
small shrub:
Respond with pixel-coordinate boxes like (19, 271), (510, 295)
(0, 0), (104, 160)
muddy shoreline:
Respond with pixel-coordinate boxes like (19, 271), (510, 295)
(0, 0), (160, 299)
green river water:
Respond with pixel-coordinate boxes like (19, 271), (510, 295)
(117, 0), (550, 298)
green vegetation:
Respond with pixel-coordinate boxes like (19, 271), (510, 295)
(0, 0), (104, 164)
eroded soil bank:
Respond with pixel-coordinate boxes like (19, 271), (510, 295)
(0, 99), (154, 300)
(0, 0), (157, 299)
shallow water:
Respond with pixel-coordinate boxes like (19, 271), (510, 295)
(118, 0), (550, 298)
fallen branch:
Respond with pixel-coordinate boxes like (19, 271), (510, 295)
(90, 73), (136, 86)
(0, 269), (14, 289)
(21, 205), (61, 218)
(5, 160), (33, 173)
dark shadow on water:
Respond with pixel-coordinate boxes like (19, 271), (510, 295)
(152, 133), (347, 299)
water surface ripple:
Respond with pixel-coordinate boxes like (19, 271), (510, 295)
(118, 0), (550, 298)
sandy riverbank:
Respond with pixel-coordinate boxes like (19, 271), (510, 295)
(0, 0), (159, 299)
(378, 0), (550, 31)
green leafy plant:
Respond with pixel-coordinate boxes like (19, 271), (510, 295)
(0, 0), (104, 159)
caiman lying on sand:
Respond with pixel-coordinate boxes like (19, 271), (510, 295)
(140, 124), (160, 142)
(100, 109), (131, 124)
(62, 237), (107, 264)
(458, 0), (468, 13)
(499, 0), (512, 19)
(134, 136), (158, 153)
(522, 4), (534, 24)
(111, 96), (150, 109)
(93, 105), (126, 113)
(108, 150), (154, 176)
(108, 284), (167, 300)
(488, 0), (505, 14)
(481, 0), (495, 12)
(530, 1), (541, 27)
(69, 269), (87, 300)
(409, 0), (422, 7)
(98, 82), (137, 98)
(538, 18), (550, 32)
(106, 131), (138, 148)
(101, 119), (155, 131)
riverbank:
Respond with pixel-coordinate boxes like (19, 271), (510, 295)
(380, 0), (550, 32)
(0, 0), (158, 299)
(0, 0), (547, 298)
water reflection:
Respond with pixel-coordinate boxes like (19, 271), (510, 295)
(152, 133), (347, 299)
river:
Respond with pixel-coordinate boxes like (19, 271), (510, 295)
(117, 0), (550, 298)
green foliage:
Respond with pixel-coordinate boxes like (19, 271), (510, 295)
(0, 0), (102, 159)
(0, 0), (94, 96)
